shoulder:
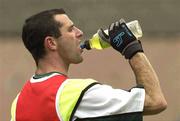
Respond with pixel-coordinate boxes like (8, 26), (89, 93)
(73, 84), (145, 120)
(55, 78), (99, 121)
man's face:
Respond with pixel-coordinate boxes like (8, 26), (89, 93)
(54, 14), (84, 65)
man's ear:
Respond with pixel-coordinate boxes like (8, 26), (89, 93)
(44, 36), (57, 51)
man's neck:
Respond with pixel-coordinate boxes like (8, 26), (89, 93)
(35, 57), (69, 76)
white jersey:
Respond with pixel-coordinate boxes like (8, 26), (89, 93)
(73, 81), (145, 121)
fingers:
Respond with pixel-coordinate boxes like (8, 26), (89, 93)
(119, 19), (126, 24)
(110, 19), (124, 33)
(115, 21), (119, 27)
(109, 22), (115, 32)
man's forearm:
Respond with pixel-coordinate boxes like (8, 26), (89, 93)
(129, 52), (167, 115)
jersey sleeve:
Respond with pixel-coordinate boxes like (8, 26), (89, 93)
(73, 84), (145, 121)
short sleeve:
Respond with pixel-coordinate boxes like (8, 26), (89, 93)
(73, 84), (145, 120)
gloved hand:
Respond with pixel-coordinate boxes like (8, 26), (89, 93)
(98, 19), (144, 59)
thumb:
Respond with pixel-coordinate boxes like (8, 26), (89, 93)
(98, 28), (110, 43)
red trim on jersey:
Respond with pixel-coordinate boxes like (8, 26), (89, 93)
(16, 75), (67, 121)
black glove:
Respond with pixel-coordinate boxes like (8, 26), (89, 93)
(100, 19), (144, 59)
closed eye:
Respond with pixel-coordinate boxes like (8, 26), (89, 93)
(68, 24), (75, 32)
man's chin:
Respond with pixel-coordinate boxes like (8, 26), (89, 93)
(72, 57), (83, 64)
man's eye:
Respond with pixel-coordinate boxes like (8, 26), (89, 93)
(69, 28), (73, 32)
(68, 26), (74, 32)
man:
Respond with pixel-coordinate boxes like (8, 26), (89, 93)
(11, 8), (167, 121)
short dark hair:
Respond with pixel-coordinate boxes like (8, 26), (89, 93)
(22, 8), (66, 64)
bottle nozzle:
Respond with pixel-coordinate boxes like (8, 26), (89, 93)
(80, 43), (86, 49)
(80, 40), (91, 50)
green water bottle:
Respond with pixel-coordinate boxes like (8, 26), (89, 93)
(80, 20), (143, 50)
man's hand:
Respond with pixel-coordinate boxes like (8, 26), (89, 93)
(109, 19), (144, 59)
(99, 19), (144, 59)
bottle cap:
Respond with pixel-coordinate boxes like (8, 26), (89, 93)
(80, 44), (86, 49)
(80, 40), (91, 50)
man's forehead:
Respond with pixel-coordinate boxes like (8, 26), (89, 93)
(54, 14), (73, 26)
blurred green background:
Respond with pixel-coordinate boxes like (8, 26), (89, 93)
(0, 0), (180, 121)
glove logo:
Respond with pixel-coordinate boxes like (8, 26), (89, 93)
(113, 32), (125, 47)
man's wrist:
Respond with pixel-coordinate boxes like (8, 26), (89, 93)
(129, 52), (146, 63)
(123, 40), (144, 59)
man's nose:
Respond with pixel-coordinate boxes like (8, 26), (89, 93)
(76, 28), (83, 37)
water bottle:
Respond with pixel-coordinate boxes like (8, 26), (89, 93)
(80, 20), (143, 50)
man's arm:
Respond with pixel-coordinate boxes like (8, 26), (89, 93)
(129, 52), (167, 115)
(100, 19), (167, 115)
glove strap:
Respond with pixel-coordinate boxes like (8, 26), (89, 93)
(122, 40), (144, 59)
